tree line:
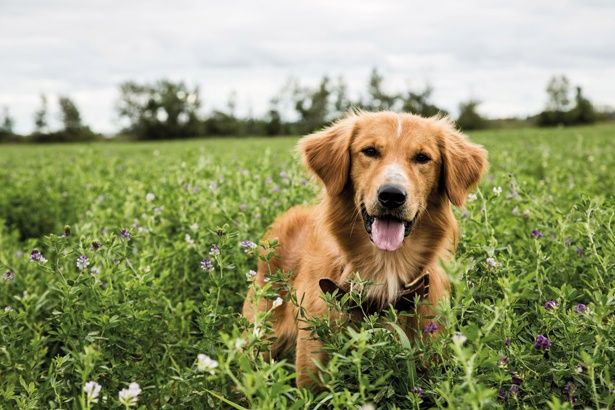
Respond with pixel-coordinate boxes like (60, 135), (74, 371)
(0, 70), (612, 142)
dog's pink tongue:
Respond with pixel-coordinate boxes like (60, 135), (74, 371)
(372, 218), (405, 251)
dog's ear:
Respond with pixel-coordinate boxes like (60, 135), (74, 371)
(298, 117), (356, 195)
(440, 125), (488, 207)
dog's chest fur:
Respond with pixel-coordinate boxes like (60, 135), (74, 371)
(341, 242), (429, 307)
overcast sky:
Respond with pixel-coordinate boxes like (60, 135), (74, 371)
(1, 0), (615, 134)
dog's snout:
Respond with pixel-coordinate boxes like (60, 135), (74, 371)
(377, 184), (407, 209)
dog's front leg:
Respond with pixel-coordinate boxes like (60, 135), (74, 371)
(295, 328), (327, 389)
(417, 266), (450, 335)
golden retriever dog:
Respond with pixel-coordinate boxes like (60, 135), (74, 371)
(242, 111), (487, 388)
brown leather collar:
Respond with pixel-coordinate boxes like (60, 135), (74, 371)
(319, 273), (430, 320)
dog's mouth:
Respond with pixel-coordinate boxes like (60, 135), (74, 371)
(361, 203), (415, 252)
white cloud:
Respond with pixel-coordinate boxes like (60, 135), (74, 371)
(0, 0), (614, 134)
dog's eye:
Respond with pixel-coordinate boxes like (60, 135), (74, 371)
(413, 153), (431, 164)
(361, 147), (379, 158)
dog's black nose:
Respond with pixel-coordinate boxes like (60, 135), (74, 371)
(377, 184), (407, 209)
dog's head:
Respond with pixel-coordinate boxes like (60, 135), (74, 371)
(299, 111), (487, 252)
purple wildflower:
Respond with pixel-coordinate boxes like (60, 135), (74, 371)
(534, 334), (551, 350)
(563, 382), (577, 404)
(497, 388), (507, 401)
(240, 240), (257, 251)
(30, 249), (47, 264)
(76, 255), (89, 271)
(504, 337), (511, 347)
(564, 237), (574, 247)
(574, 303), (587, 314)
(239, 203), (248, 212)
(423, 322), (438, 334)
(544, 300), (558, 310)
(271, 184), (281, 193)
(531, 229), (544, 239)
(209, 244), (220, 256)
(511, 372), (523, 386)
(91, 241), (102, 251)
(411, 386), (424, 397)
(200, 258), (213, 272)
(30, 250), (42, 261)
(120, 229), (131, 240)
(279, 171), (289, 179)
(497, 356), (509, 367)
(2, 271), (14, 281)
(63, 225), (71, 237)
(576, 246), (584, 256)
(509, 384), (521, 397)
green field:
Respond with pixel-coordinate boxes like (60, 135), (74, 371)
(0, 125), (614, 408)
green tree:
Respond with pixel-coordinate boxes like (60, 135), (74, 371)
(116, 80), (202, 139)
(292, 76), (333, 134)
(58, 96), (82, 132)
(569, 86), (596, 124)
(362, 68), (398, 111)
(33, 94), (49, 133)
(456, 100), (486, 130)
(545, 75), (571, 112)
(538, 76), (596, 127)
(0, 106), (15, 139)
(332, 76), (352, 115)
(265, 97), (283, 136)
(401, 84), (447, 117)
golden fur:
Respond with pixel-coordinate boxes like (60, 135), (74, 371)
(242, 111), (487, 388)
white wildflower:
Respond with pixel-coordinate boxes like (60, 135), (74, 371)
(118, 382), (141, 407)
(492, 186), (502, 196)
(245, 270), (257, 281)
(234, 338), (246, 350)
(145, 192), (155, 202)
(486, 257), (497, 268)
(196, 354), (218, 373)
(452, 332), (467, 345)
(272, 297), (283, 309)
(185, 234), (194, 246)
(467, 193), (478, 202)
(83, 381), (102, 403)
